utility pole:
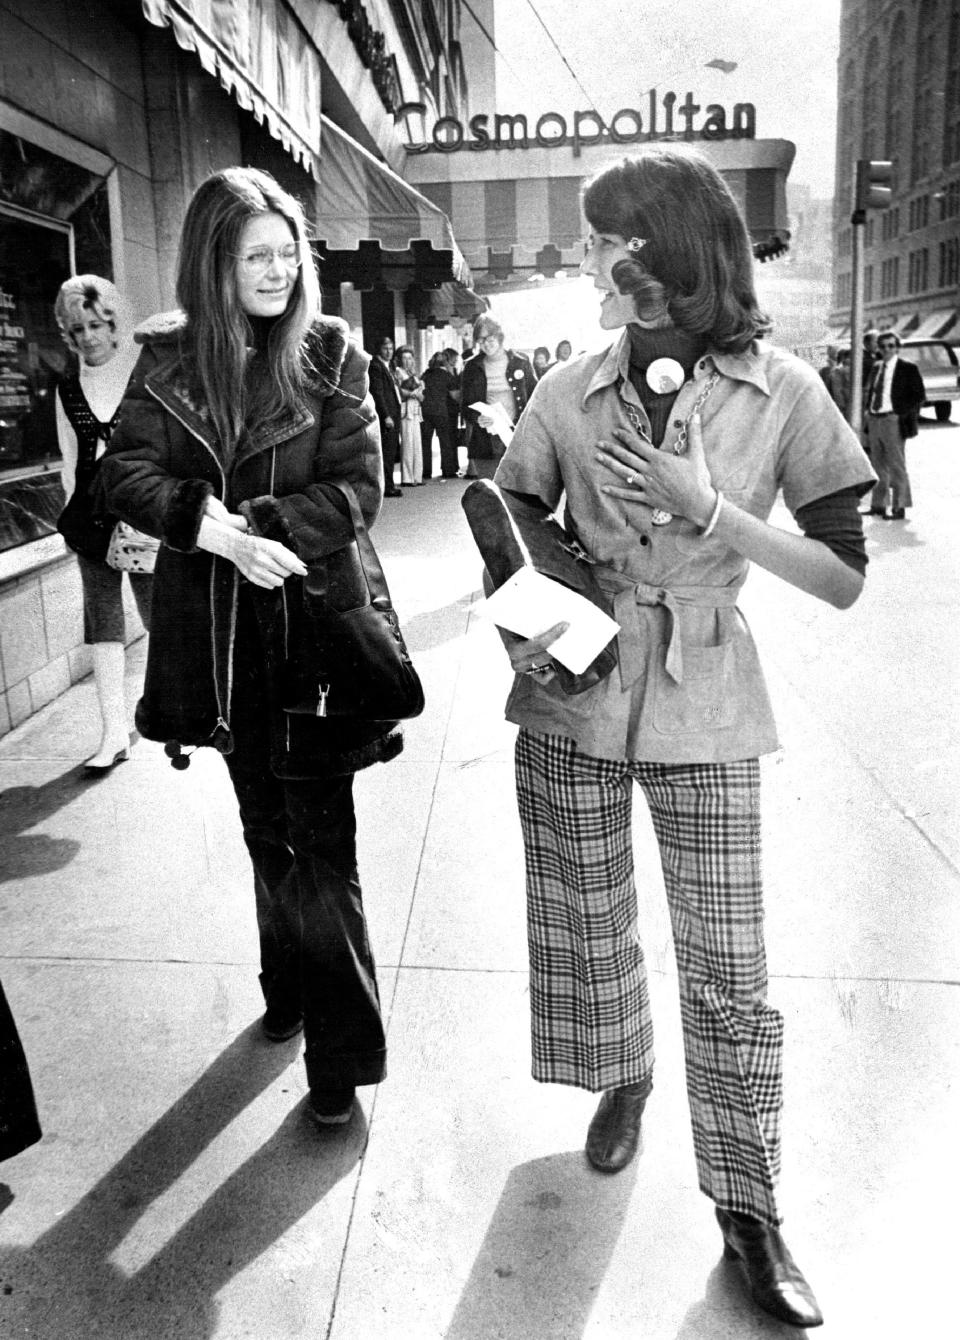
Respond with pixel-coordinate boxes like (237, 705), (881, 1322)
(848, 159), (893, 433)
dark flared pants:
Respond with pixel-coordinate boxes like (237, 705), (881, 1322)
(225, 596), (386, 1092)
(0, 978), (41, 1162)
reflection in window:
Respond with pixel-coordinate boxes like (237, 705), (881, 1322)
(0, 129), (111, 552)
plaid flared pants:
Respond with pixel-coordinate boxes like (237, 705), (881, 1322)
(515, 728), (783, 1225)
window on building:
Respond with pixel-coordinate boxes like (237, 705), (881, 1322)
(908, 248), (931, 292)
(864, 264), (874, 301)
(0, 129), (112, 552)
(940, 236), (960, 285)
(913, 0), (940, 182)
(861, 37), (882, 160)
(944, 1), (960, 165)
(886, 15), (907, 164)
(881, 256), (900, 298)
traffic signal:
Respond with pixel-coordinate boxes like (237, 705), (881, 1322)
(854, 160), (893, 213)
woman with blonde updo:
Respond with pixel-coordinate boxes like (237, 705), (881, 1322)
(54, 275), (151, 773)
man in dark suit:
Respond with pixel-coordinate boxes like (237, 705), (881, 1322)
(368, 335), (402, 496)
(863, 332), (925, 519)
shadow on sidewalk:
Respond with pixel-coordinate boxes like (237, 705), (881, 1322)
(399, 591), (482, 655)
(0, 764), (100, 883)
(445, 1151), (636, 1339)
(676, 1258), (813, 1338)
(0, 1023), (365, 1338)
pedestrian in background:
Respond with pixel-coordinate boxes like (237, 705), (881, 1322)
(532, 346), (551, 380)
(491, 148), (874, 1330)
(819, 346), (850, 414)
(368, 334), (402, 496)
(862, 331), (924, 520)
(421, 351), (457, 480)
(461, 314), (536, 479)
(860, 327), (880, 418)
(554, 338), (573, 365)
(443, 347), (463, 467)
(101, 166), (396, 1129)
(394, 345), (425, 485)
(54, 275), (152, 773)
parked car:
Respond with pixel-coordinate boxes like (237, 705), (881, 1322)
(895, 338), (960, 421)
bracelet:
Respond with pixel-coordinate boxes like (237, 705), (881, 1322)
(701, 489), (724, 538)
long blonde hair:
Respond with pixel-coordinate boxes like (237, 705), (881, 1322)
(175, 167), (321, 453)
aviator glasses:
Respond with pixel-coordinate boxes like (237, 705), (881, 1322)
(235, 242), (303, 276)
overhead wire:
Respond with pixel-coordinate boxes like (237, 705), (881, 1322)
(522, 0), (603, 115)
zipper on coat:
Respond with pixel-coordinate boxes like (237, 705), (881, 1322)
(147, 382), (232, 736)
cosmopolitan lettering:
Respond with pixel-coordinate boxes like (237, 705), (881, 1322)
(399, 92), (757, 156)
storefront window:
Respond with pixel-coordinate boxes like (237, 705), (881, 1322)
(0, 129), (112, 552)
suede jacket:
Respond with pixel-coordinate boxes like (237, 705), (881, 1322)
(100, 310), (400, 778)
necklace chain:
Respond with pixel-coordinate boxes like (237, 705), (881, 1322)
(622, 371), (720, 524)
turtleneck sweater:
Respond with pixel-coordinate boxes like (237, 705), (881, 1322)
(625, 324), (708, 447)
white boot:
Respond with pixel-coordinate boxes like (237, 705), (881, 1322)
(85, 641), (130, 772)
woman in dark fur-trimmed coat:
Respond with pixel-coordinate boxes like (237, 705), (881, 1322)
(101, 167), (394, 1128)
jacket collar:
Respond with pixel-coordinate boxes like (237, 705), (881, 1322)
(582, 328), (771, 409)
(136, 309), (349, 463)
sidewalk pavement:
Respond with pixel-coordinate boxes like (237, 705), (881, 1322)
(1, 469), (958, 1338)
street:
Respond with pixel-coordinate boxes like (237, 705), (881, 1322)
(1, 413), (958, 1339)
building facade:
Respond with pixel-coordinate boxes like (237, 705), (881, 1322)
(0, 0), (479, 736)
(830, 0), (960, 340)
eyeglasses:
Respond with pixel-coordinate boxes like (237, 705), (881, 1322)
(878, 340), (897, 349)
(235, 243), (303, 276)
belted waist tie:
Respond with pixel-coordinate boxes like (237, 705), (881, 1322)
(595, 569), (743, 688)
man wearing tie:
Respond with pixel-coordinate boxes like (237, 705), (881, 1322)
(368, 335), (403, 497)
(863, 333), (925, 520)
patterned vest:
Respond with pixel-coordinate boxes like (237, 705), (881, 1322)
(58, 372), (121, 490)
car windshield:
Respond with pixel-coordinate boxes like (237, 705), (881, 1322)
(899, 344), (954, 366)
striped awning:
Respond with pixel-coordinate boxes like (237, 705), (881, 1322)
(141, 0), (320, 171)
(415, 163), (791, 287)
(910, 310), (957, 340)
(316, 117), (474, 289)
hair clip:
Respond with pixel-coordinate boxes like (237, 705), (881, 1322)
(627, 237), (647, 253)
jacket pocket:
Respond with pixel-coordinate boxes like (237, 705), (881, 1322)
(651, 640), (733, 735)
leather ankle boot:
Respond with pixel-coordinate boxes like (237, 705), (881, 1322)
(716, 1207), (823, 1328)
(585, 1077), (652, 1174)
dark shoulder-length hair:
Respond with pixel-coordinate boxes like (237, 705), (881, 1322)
(176, 166), (321, 453)
(581, 149), (770, 353)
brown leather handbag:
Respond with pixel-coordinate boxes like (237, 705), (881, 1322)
(281, 481), (424, 721)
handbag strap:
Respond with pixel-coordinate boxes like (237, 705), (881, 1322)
(326, 481), (391, 604)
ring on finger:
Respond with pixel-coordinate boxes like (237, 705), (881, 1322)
(625, 471), (636, 486)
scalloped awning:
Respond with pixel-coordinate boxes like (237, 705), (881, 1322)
(315, 116), (475, 291)
(141, 0), (320, 173)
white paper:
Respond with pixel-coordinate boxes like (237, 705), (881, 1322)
(469, 400), (514, 447)
(483, 567), (620, 675)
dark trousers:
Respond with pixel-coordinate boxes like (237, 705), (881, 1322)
(422, 412), (457, 477)
(225, 595), (386, 1092)
(1, 978), (41, 1162)
(379, 419), (400, 490)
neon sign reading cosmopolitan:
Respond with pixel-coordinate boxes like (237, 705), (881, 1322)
(399, 92), (756, 158)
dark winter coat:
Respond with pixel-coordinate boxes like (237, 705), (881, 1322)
(100, 310), (401, 779)
(461, 350), (537, 460)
